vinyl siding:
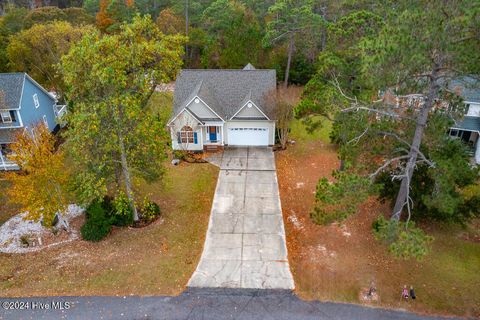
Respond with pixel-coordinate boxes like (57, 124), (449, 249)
(170, 110), (203, 150)
(187, 99), (220, 119)
(19, 77), (57, 132)
(234, 103), (267, 118)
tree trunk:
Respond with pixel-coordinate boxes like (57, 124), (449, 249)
(284, 33), (294, 89)
(391, 67), (440, 221)
(320, 8), (327, 51)
(118, 133), (139, 222)
(185, 0), (189, 60)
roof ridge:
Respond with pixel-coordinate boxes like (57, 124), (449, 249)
(181, 69), (276, 72)
(0, 72), (26, 75)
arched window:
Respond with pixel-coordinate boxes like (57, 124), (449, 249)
(180, 126), (194, 143)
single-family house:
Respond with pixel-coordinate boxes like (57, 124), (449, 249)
(168, 64), (277, 151)
(0, 73), (66, 170)
(447, 77), (480, 164)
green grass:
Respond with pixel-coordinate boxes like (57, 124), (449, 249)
(147, 91), (174, 123)
(287, 116), (334, 157)
(290, 116), (332, 144)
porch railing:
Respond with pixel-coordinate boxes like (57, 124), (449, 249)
(0, 153), (19, 171)
(54, 105), (67, 127)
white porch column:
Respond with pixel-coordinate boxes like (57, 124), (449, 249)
(0, 148), (6, 171)
(475, 136), (480, 164)
(221, 125), (224, 145)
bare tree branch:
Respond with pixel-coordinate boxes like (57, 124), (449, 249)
(369, 155), (410, 179)
(378, 131), (435, 168)
(347, 126), (369, 145)
(330, 75), (414, 120)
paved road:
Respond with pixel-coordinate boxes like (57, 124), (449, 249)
(188, 147), (294, 289)
(0, 289), (457, 320)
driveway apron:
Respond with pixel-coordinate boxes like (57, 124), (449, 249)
(188, 147), (294, 289)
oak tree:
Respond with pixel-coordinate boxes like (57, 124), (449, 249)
(62, 15), (185, 221)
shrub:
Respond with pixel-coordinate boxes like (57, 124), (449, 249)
(173, 150), (186, 160)
(81, 201), (112, 242)
(372, 215), (433, 260)
(140, 197), (161, 221)
(111, 192), (134, 226)
(458, 184), (480, 221)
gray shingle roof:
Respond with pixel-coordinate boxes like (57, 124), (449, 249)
(0, 73), (25, 110)
(452, 116), (480, 132)
(448, 76), (480, 103)
(172, 68), (277, 121)
(0, 128), (22, 144)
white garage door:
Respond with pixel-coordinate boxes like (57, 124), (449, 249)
(228, 127), (269, 146)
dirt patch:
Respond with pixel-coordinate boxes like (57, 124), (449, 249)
(276, 139), (480, 318)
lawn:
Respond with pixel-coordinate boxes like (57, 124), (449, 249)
(276, 118), (480, 318)
(0, 160), (218, 296)
(0, 92), (219, 296)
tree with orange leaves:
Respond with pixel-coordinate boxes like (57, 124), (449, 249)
(96, 0), (137, 32)
(96, 0), (114, 31)
(5, 124), (72, 226)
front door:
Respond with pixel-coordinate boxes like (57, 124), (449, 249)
(209, 126), (217, 142)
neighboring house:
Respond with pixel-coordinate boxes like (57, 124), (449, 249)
(168, 64), (277, 151)
(447, 77), (480, 164)
(382, 76), (480, 165)
(0, 73), (67, 170)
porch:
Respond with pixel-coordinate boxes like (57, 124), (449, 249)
(201, 124), (223, 146)
(0, 144), (19, 171)
(449, 116), (480, 164)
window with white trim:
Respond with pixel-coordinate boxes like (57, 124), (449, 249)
(179, 126), (194, 143)
(0, 111), (12, 123)
(33, 94), (40, 108)
(43, 115), (49, 129)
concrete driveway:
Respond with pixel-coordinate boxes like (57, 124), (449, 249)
(188, 147), (294, 289)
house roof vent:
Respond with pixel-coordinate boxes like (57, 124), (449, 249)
(243, 63), (256, 70)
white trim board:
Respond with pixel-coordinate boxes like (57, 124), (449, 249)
(168, 95), (225, 126)
(185, 96), (224, 121)
(230, 100), (270, 120)
(167, 107), (203, 126)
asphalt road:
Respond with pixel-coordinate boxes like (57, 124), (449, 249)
(0, 288), (458, 320)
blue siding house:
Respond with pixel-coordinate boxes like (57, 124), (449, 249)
(447, 77), (480, 164)
(0, 73), (66, 170)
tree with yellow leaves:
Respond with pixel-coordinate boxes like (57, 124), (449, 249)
(5, 124), (72, 226)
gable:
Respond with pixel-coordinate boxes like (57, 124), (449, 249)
(173, 69), (277, 120)
(232, 101), (268, 120)
(169, 108), (202, 129)
(187, 97), (220, 120)
(21, 77), (55, 109)
(466, 102), (480, 117)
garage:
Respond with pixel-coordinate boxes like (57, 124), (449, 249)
(228, 127), (269, 146)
